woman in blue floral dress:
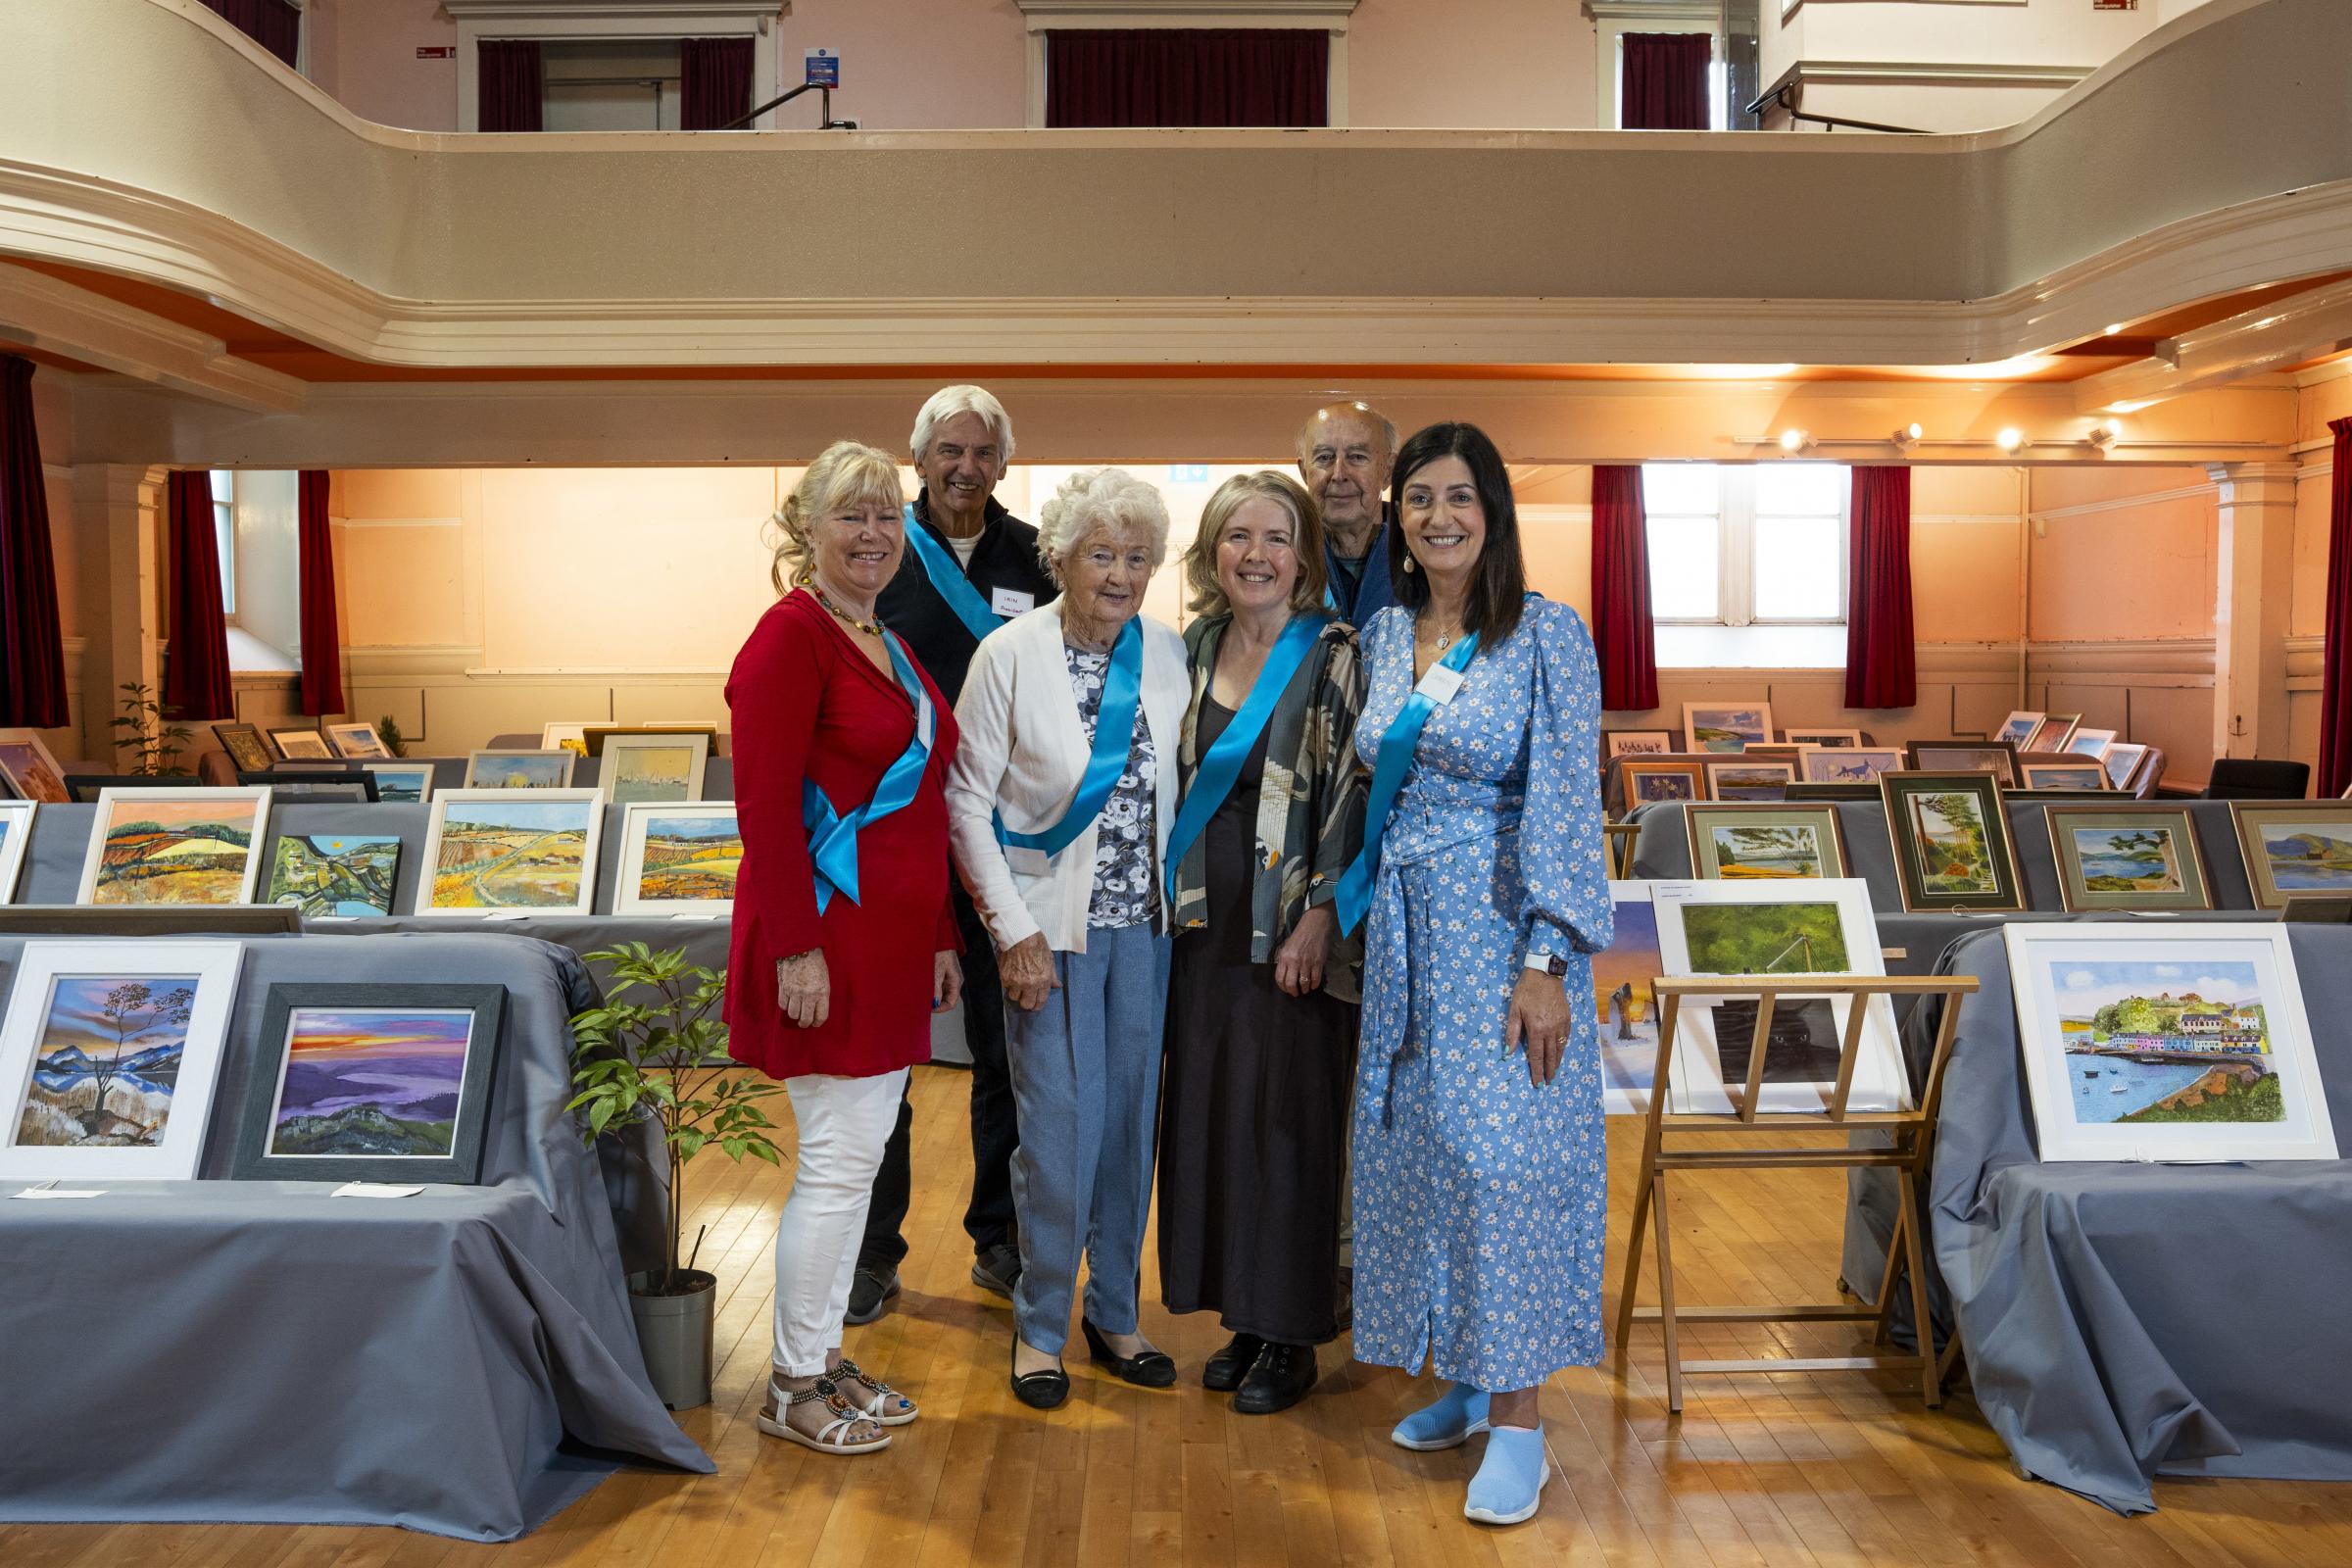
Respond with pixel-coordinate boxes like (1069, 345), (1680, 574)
(1347, 422), (1613, 1527)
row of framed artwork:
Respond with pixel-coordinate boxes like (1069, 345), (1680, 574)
(1666, 780), (2352, 912)
(0, 789), (743, 919)
(1620, 747), (2143, 812)
(1605, 707), (2150, 785)
(0, 940), (509, 1185)
(1591, 880), (2338, 1163)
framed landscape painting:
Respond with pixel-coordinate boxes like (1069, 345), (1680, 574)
(1591, 882), (1666, 1115)
(2004, 924), (2337, 1162)
(1904, 740), (2019, 787)
(0, 800), (32, 902)
(267, 833), (403, 918)
(2044, 806), (2214, 913)
(363, 761), (434, 805)
(1603, 729), (1675, 760)
(613, 803), (740, 916)
(2102, 742), (2152, 792)
(1650, 879), (1907, 1115)
(0, 939), (245, 1181)
(599, 732), (709, 806)
(211, 722), (274, 775)
(2026, 713), (2082, 752)
(582, 723), (720, 759)
(464, 750), (578, 790)
(2065, 727), (2118, 760)
(1801, 747), (1902, 785)
(1881, 770), (2026, 912)
(1620, 760), (1707, 808)
(228, 983), (508, 1184)
(269, 728), (335, 761)
(75, 787), (271, 907)
(1996, 710), (2045, 748)
(2018, 762), (2112, 792)
(0, 731), (71, 804)
(324, 722), (393, 760)
(1784, 727), (1862, 748)
(1702, 760), (1794, 804)
(1685, 804), (1848, 881)
(2230, 802), (2352, 910)
(416, 789), (603, 916)
(1682, 703), (1774, 755)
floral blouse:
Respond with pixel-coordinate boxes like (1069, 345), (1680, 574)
(1066, 645), (1159, 930)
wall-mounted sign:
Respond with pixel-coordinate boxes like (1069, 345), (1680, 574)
(416, 45), (455, 59)
(2090, 0), (2136, 10)
(805, 48), (839, 87)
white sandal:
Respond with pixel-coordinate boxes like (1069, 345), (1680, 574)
(756, 1378), (893, 1454)
(826, 1357), (918, 1426)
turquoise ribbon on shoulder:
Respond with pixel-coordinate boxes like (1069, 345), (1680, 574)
(903, 503), (1006, 642)
(803, 630), (935, 914)
(1161, 613), (1330, 891)
(1333, 631), (1481, 937)
(998, 616), (1145, 858)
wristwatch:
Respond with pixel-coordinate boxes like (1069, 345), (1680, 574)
(1523, 950), (1569, 978)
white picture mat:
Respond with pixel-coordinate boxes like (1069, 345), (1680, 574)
(1802, 748), (1901, 783)
(0, 939), (246, 1180)
(1681, 702), (1775, 755)
(598, 733), (710, 805)
(262, 1004), (480, 1161)
(464, 750), (579, 789)
(1650, 879), (1908, 1116)
(362, 761), (434, 805)
(74, 788), (273, 907)
(1997, 710), (2044, 746)
(325, 723), (392, 760)
(414, 788), (604, 916)
(612, 802), (740, 916)
(540, 722), (596, 752)
(2004, 924), (2338, 1163)
(0, 801), (33, 903)
(270, 730), (335, 760)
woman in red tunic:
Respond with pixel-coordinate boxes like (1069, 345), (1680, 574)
(727, 439), (962, 1456)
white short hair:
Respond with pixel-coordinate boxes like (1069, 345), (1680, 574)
(910, 385), (1015, 466)
(1035, 467), (1170, 582)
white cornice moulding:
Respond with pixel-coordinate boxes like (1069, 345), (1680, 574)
(1781, 0), (2026, 21)
(0, 264), (305, 414)
(1583, 1), (1716, 22)
(1018, 0), (1357, 18)
(1761, 60), (2092, 98)
(441, 1), (784, 18)
(2026, 482), (2219, 524)
(328, 515), (464, 528)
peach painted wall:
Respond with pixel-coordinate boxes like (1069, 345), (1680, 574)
(1348, 0), (1597, 129)
(2025, 466), (2217, 644)
(1912, 466), (2025, 646)
(775, 0), (1027, 131)
(313, 0), (457, 132)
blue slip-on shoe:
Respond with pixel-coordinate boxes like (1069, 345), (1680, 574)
(1464, 1425), (1549, 1526)
(1389, 1383), (1491, 1451)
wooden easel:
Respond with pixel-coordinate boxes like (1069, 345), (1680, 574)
(1604, 821), (1642, 878)
(1614, 972), (1979, 1413)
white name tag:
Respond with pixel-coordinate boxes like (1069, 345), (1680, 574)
(1415, 664), (1467, 706)
(916, 695), (936, 751)
(991, 587), (1035, 618)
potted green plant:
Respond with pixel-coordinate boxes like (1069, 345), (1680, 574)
(111, 683), (194, 775)
(567, 942), (780, 1409)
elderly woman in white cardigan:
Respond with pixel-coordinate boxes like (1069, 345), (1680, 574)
(947, 467), (1190, 1411)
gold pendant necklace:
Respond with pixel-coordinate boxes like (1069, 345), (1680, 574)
(800, 570), (885, 638)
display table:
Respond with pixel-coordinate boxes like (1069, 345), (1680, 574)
(1838, 924), (2352, 1513)
(0, 931), (713, 1540)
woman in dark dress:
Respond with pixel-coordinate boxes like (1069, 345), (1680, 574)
(1158, 470), (1367, 1414)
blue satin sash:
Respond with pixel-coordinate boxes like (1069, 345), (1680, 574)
(1333, 630), (1481, 937)
(803, 630), (934, 914)
(999, 616), (1145, 858)
(1161, 613), (1331, 890)
(903, 503), (1005, 641)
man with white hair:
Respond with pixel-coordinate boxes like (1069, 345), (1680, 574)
(844, 385), (1056, 1326)
(1297, 400), (1400, 627)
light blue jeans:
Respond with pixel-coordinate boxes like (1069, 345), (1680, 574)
(1004, 922), (1172, 1353)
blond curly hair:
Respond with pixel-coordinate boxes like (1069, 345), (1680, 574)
(767, 440), (906, 596)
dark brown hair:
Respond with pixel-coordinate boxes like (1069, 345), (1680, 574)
(1387, 421), (1528, 648)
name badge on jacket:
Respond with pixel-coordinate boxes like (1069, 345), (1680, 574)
(991, 587), (1035, 618)
(1414, 663), (1466, 705)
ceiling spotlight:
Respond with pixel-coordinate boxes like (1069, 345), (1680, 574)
(1779, 427), (1811, 454)
(1891, 422), (1923, 451)
(1995, 427), (2027, 453)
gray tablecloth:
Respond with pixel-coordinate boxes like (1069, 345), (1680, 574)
(1836, 924), (2352, 1514)
(0, 931), (713, 1540)
(1627, 798), (2258, 912)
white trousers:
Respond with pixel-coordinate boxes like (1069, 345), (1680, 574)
(771, 1067), (907, 1377)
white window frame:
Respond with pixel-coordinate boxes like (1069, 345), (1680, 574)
(1644, 463), (1848, 629)
(1582, 0), (1721, 130)
(210, 469), (238, 622)
(1015, 1), (1358, 129)
(444, 0), (785, 132)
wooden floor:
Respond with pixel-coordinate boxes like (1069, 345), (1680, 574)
(13, 1065), (2352, 1568)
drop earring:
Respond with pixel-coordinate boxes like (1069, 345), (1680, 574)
(1402, 555), (1415, 573)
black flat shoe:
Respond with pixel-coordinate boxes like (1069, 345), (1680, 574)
(1080, 1318), (1177, 1389)
(1233, 1343), (1318, 1415)
(1202, 1333), (1265, 1393)
(1009, 1342), (1069, 1410)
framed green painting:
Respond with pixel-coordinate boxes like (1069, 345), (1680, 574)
(1881, 770), (2027, 912)
(1683, 804), (1849, 882)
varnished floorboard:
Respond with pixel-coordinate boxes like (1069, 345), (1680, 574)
(18, 1064), (2352, 1564)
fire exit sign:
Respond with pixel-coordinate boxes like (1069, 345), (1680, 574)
(2091, 1), (2135, 10)
(416, 45), (455, 59)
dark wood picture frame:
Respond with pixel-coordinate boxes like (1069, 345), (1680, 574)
(238, 768), (382, 803)
(230, 982), (509, 1185)
(1881, 769), (2028, 913)
(212, 722), (275, 774)
(1902, 739), (2021, 788)
(0, 904), (302, 936)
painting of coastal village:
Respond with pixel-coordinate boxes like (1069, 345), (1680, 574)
(633, 812), (741, 905)
(88, 797), (264, 905)
(15, 976), (196, 1148)
(262, 1007), (476, 1158)
(2051, 960), (2282, 1124)
(1592, 889), (1661, 1112)
(269, 834), (401, 917)
(425, 798), (594, 910)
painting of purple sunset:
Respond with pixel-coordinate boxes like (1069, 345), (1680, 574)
(265, 1007), (478, 1158)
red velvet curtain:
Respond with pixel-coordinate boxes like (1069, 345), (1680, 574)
(297, 470), (345, 716)
(198, 0), (300, 69)
(1046, 29), (1328, 127)
(0, 357), (68, 728)
(478, 40), (544, 132)
(164, 471), (234, 722)
(1844, 466), (1917, 710)
(2318, 418), (2352, 797)
(1622, 33), (1711, 129)
(681, 36), (755, 130)
(1590, 465), (1659, 711)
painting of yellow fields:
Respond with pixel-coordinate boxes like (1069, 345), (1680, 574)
(91, 797), (264, 906)
(635, 812), (741, 905)
(427, 799), (595, 910)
